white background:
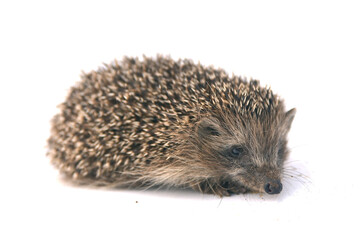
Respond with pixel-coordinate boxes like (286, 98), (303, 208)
(1, 1), (359, 239)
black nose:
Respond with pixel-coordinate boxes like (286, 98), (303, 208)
(264, 180), (283, 194)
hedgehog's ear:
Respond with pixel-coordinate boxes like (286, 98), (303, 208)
(284, 108), (296, 132)
(197, 117), (222, 138)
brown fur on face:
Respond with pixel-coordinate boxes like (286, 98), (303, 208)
(192, 108), (296, 194)
(48, 55), (296, 197)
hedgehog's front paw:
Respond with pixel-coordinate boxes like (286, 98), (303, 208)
(221, 181), (249, 195)
(191, 180), (248, 197)
(191, 181), (230, 197)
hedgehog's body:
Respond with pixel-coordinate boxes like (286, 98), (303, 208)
(48, 56), (295, 196)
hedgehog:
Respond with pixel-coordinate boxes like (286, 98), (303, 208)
(48, 55), (296, 196)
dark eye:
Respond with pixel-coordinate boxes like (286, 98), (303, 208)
(230, 146), (244, 157)
(277, 146), (286, 159)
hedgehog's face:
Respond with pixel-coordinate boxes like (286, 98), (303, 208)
(196, 109), (296, 194)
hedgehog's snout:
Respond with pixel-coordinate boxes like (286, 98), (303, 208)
(264, 180), (283, 194)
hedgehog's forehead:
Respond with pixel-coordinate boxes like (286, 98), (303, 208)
(218, 105), (285, 143)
